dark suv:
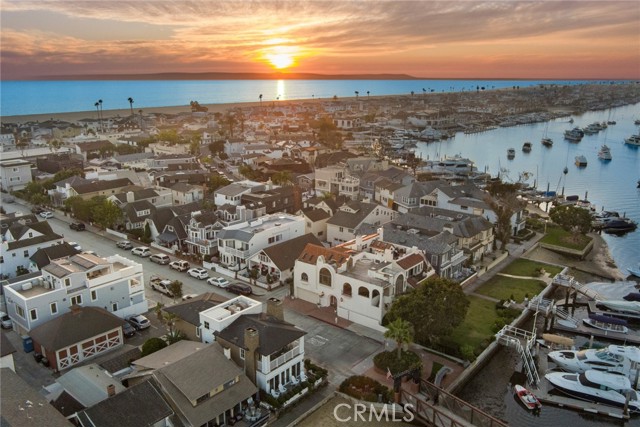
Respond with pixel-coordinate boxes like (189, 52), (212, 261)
(69, 222), (86, 231)
(227, 283), (252, 296)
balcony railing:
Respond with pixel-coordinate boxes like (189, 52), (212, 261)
(221, 247), (249, 259)
(270, 346), (300, 371)
(186, 238), (216, 248)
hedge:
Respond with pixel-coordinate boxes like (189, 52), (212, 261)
(373, 350), (421, 375)
(339, 375), (392, 403)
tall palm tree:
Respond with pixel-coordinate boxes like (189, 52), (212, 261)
(355, 91), (359, 99)
(259, 93), (263, 110)
(384, 318), (414, 360)
(98, 99), (104, 132)
(128, 97), (134, 116)
(367, 90), (370, 99)
(94, 101), (100, 121)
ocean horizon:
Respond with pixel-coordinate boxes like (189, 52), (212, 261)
(0, 78), (609, 117)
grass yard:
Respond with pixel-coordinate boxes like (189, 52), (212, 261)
(500, 258), (564, 277)
(540, 225), (591, 250)
(476, 276), (546, 302)
(450, 296), (498, 351)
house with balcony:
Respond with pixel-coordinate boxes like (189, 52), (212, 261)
(170, 183), (204, 205)
(163, 293), (229, 341)
(314, 165), (359, 199)
(429, 182), (527, 236)
(0, 159), (32, 192)
(326, 200), (396, 246)
(1, 214), (64, 279)
(246, 233), (321, 287)
(122, 200), (155, 230)
(301, 208), (331, 241)
(293, 241), (430, 331)
(216, 213), (305, 270)
(185, 212), (225, 256)
(108, 187), (173, 209)
(213, 181), (265, 207)
(3, 253), (146, 334)
(215, 298), (307, 397)
(198, 296), (263, 344)
(241, 185), (301, 215)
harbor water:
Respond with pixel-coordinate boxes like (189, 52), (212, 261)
(414, 102), (640, 275)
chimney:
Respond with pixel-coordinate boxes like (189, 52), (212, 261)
(355, 234), (363, 251)
(244, 327), (259, 386)
(107, 384), (116, 397)
(126, 191), (135, 203)
(266, 298), (284, 321)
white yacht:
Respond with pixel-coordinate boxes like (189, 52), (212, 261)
(596, 299), (640, 314)
(575, 155), (587, 167)
(597, 144), (612, 161)
(507, 148), (516, 158)
(548, 345), (640, 382)
(545, 370), (640, 412)
(625, 134), (640, 146)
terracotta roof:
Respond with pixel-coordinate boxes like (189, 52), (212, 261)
(297, 243), (353, 267)
(396, 253), (426, 270)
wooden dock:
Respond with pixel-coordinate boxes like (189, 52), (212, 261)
(553, 321), (640, 345)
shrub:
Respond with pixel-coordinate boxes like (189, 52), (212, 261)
(141, 337), (167, 357)
(339, 376), (392, 403)
(373, 350), (421, 375)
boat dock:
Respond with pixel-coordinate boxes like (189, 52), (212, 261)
(532, 351), (632, 420)
(552, 319), (640, 345)
(587, 300), (640, 322)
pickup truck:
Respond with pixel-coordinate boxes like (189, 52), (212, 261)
(169, 260), (190, 272)
(149, 275), (174, 297)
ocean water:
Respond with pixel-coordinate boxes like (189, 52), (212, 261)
(1, 79), (589, 117)
(413, 102), (640, 275)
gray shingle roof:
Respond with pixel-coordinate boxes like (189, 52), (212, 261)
(29, 242), (81, 269)
(260, 233), (322, 271)
(164, 293), (229, 326)
(326, 201), (378, 228)
(6, 221), (63, 251)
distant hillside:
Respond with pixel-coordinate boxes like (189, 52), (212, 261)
(38, 72), (422, 81)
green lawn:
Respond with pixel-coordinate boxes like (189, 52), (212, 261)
(500, 259), (563, 277)
(540, 225), (591, 250)
(476, 276), (546, 302)
(449, 296), (499, 350)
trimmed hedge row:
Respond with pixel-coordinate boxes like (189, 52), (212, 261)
(339, 375), (392, 403)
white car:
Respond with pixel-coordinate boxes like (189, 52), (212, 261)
(68, 241), (82, 251)
(187, 268), (209, 280)
(207, 277), (230, 288)
(40, 211), (54, 219)
(127, 314), (151, 330)
(131, 246), (151, 257)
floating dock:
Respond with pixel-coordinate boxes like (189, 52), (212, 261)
(552, 320), (640, 345)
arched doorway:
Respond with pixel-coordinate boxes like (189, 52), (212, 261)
(330, 295), (338, 307)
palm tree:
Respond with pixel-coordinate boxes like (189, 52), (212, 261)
(128, 97), (134, 116)
(98, 99), (104, 132)
(94, 101), (100, 122)
(385, 318), (414, 360)
(355, 91), (359, 99)
(410, 90), (415, 97)
(367, 90), (370, 99)
(259, 93), (263, 109)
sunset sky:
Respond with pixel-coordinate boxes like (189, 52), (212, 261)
(1, 0), (638, 80)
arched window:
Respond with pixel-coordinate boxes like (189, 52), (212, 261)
(358, 286), (370, 298)
(319, 268), (332, 287)
(301, 272), (308, 282)
(371, 290), (380, 307)
(395, 275), (404, 295)
(342, 283), (352, 296)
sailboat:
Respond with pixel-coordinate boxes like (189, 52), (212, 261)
(541, 121), (553, 147)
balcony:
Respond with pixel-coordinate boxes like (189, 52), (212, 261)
(222, 247), (250, 259)
(186, 238), (216, 248)
(269, 346), (301, 371)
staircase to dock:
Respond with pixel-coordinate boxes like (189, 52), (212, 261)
(554, 306), (580, 327)
(552, 273), (603, 300)
(495, 325), (541, 386)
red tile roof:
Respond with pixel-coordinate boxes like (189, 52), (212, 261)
(297, 243), (353, 267)
(396, 253), (425, 270)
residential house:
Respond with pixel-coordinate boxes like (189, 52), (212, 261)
(0, 368), (72, 427)
(198, 296), (263, 344)
(147, 153), (197, 170)
(326, 200), (396, 246)
(379, 223), (467, 279)
(108, 187), (173, 209)
(171, 182), (204, 205)
(66, 178), (134, 201)
(151, 342), (259, 427)
(0, 159), (32, 192)
(3, 253), (146, 334)
(29, 242), (81, 272)
(241, 185), (301, 215)
(29, 306), (126, 371)
(153, 170), (208, 187)
(185, 211), (225, 256)
(246, 233), (321, 287)
(122, 200), (156, 230)
(215, 298), (307, 397)
(301, 208), (331, 240)
(53, 363), (126, 408)
(143, 202), (199, 247)
(216, 213), (305, 270)
(48, 175), (90, 206)
(393, 207), (494, 263)
(314, 164), (360, 199)
(74, 141), (114, 161)
(213, 181), (265, 207)
(75, 380), (174, 427)
(390, 180), (446, 213)
(314, 150), (358, 168)
(36, 152), (84, 174)
(293, 240), (431, 331)
(1, 215), (64, 278)
(157, 213), (191, 251)
(163, 293), (229, 341)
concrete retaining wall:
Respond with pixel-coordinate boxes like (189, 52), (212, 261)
(539, 238), (594, 259)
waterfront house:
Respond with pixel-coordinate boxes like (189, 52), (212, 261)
(0, 159), (32, 192)
(326, 200), (396, 246)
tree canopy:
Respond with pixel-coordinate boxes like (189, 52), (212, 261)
(484, 180), (524, 250)
(385, 277), (469, 347)
(550, 204), (593, 235)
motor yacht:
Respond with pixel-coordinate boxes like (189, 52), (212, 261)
(582, 314), (629, 334)
(596, 299), (640, 314)
(541, 137), (553, 147)
(522, 142), (532, 152)
(625, 134), (640, 146)
(598, 145), (612, 161)
(507, 148), (516, 158)
(545, 370), (640, 412)
(564, 127), (584, 142)
(548, 345), (640, 382)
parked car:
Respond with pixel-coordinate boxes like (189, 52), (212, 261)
(187, 268), (209, 280)
(169, 260), (190, 272)
(116, 240), (133, 249)
(127, 314), (151, 330)
(131, 246), (151, 257)
(227, 283), (253, 296)
(40, 211), (54, 219)
(149, 275), (174, 297)
(31, 206), (45, 214)
(3, 195), (15, 203)
(69, 222), (85, 231)
(1, 311), (12, 329)
(122, 322), (136, 337)
(207, 277), (230, 288)
(182, 294), (199, 301)
(68, 241), (82, 251)
(150, 253), (171, 265)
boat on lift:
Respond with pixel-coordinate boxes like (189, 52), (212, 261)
(548, 345), (640, 382)
(596, 299), (640, 314)
(582, 314), (629, 334)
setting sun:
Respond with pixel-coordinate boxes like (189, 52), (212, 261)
(267, 53), (294, 69)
